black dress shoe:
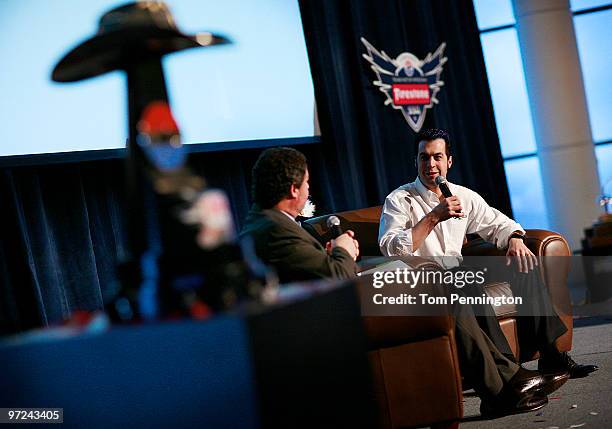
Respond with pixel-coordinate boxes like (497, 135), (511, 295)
(538, 351), (599, 379)
(508, 367), (569, 396)
(480, 390), (548, 418)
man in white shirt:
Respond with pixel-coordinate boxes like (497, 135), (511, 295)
(379, 133), (528, 263)
(379, 128), (598, 380)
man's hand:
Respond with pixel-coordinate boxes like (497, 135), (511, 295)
(326, 230), (360, 261)
(506, 237), (538, 273)
(431, 196), (464, 222)
(410, 197), (463, 252)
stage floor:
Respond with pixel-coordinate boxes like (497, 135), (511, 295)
(461, 317), (612, 428)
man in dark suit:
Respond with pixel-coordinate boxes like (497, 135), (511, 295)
(240, 147), (359, 283)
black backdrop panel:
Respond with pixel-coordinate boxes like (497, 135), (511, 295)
(299, 0), (511, 211)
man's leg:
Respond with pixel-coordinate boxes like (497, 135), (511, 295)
(451, 295), (551, 417)
(463, 282), (516, 360)
(495, 264), (597, 377)
(451, 265), (516, 360)
(453, 301), (518, 397)
(508, 266), (567, 360)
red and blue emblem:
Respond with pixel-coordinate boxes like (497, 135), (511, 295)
(361, 38), (447, 133)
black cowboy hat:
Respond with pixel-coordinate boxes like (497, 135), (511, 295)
(52, 1), (230, 82)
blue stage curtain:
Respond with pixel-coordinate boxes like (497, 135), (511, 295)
(0, 147), (334, 334)
(0, 161), (127, 334)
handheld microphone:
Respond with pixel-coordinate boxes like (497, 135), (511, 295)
(435, 176), (462, 216)
(435, 175), (453, 198)
(326, 215), (343, 238)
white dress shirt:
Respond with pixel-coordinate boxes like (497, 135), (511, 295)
(378, 177), (524, 259)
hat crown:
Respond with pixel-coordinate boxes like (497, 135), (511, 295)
(97, 1), (178, 35)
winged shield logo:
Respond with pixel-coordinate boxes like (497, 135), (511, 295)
(361, 38), (447, 133)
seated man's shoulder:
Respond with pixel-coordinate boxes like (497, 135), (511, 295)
(449, 182), (474, 196)
(241, 208), (299, 240)
(241, 211), (273, 235)
(386, 182), (417, 200)
(382, 183), (421, 213)
(451, 183), (487, 203)
(448, 184), (491, 215)
(442, 181), (474, 197)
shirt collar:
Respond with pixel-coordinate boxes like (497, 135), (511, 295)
(278, 209), (300, 224)
(414, 176), (440, 203)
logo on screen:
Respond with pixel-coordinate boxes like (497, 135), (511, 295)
(361, 38), (446, 133)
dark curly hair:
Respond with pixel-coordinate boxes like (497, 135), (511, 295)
(252, 147), (307, 209)
(415, 128), (452, 157)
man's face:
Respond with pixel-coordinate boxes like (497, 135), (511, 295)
(417, 138), (452, 190)
(295, 168), (310, 212)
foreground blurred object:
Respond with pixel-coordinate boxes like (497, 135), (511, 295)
(599, 179), (612, 215)
(0, 281), (373, 429)
(0, 311), (110, 347)
(52, 1), (275, 322)
(52, 1), (229, 83)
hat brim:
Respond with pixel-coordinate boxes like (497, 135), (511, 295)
(52, 28), (230, 82)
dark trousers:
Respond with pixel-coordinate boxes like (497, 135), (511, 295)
(461, 264), (568, 362)
(449, 288), (519, 398)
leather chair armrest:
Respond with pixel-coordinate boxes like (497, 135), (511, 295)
(303, 206), (383, 256)
(525, 230), (573, 352)
(461, 229), (571, 258)
(524, 229), (571, 257)
(363, 315), (455, 351)
(356, 258), (455, 350)
(461, 229), (572, 299)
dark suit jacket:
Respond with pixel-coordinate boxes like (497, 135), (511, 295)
(240, 206), (357, 283)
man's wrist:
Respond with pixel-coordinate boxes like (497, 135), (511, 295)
(508, 231), (526, 243)
(426, 211), (441, 225)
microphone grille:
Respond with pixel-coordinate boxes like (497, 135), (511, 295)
(435, 175), (447, 186)
(326, 215), (341, 228)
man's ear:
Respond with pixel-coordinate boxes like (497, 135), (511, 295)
(289, 183), (299, 199)
(447, 155), (453, 170)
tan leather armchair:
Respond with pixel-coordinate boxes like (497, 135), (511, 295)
(364, 312), (462, 428)
(304, 206), (573, 428)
